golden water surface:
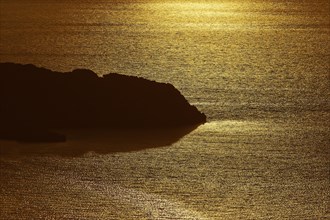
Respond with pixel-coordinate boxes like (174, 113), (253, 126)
(0, 0), (329, 219)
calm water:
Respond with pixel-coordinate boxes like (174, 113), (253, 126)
(0, 0), (329, 219)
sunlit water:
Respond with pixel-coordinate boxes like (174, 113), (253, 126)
(0, 0), (329, 219)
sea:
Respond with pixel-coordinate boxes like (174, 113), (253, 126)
(0, 0), (329, 219)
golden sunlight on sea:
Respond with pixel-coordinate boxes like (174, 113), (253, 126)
(119, 1), (247, 31)
(114, 0), (288, 33)
(151, 2), (232, 11)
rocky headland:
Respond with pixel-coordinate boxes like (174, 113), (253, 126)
(0, 63), (206, 143)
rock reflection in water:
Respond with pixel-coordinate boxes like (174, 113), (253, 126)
(0, 126), (198, 156)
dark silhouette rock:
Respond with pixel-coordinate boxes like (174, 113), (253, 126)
(0, 63), (206, 144)
(0, 128), (66, 143)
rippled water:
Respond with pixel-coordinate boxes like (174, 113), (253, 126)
(0, 0), (329, 219)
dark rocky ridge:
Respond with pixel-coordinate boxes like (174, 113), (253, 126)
(0, 63), (206, 142)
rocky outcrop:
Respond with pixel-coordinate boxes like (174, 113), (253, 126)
(0, 63), (206, 142)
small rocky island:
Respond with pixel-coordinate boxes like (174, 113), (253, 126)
(0, 63), (206, 143)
